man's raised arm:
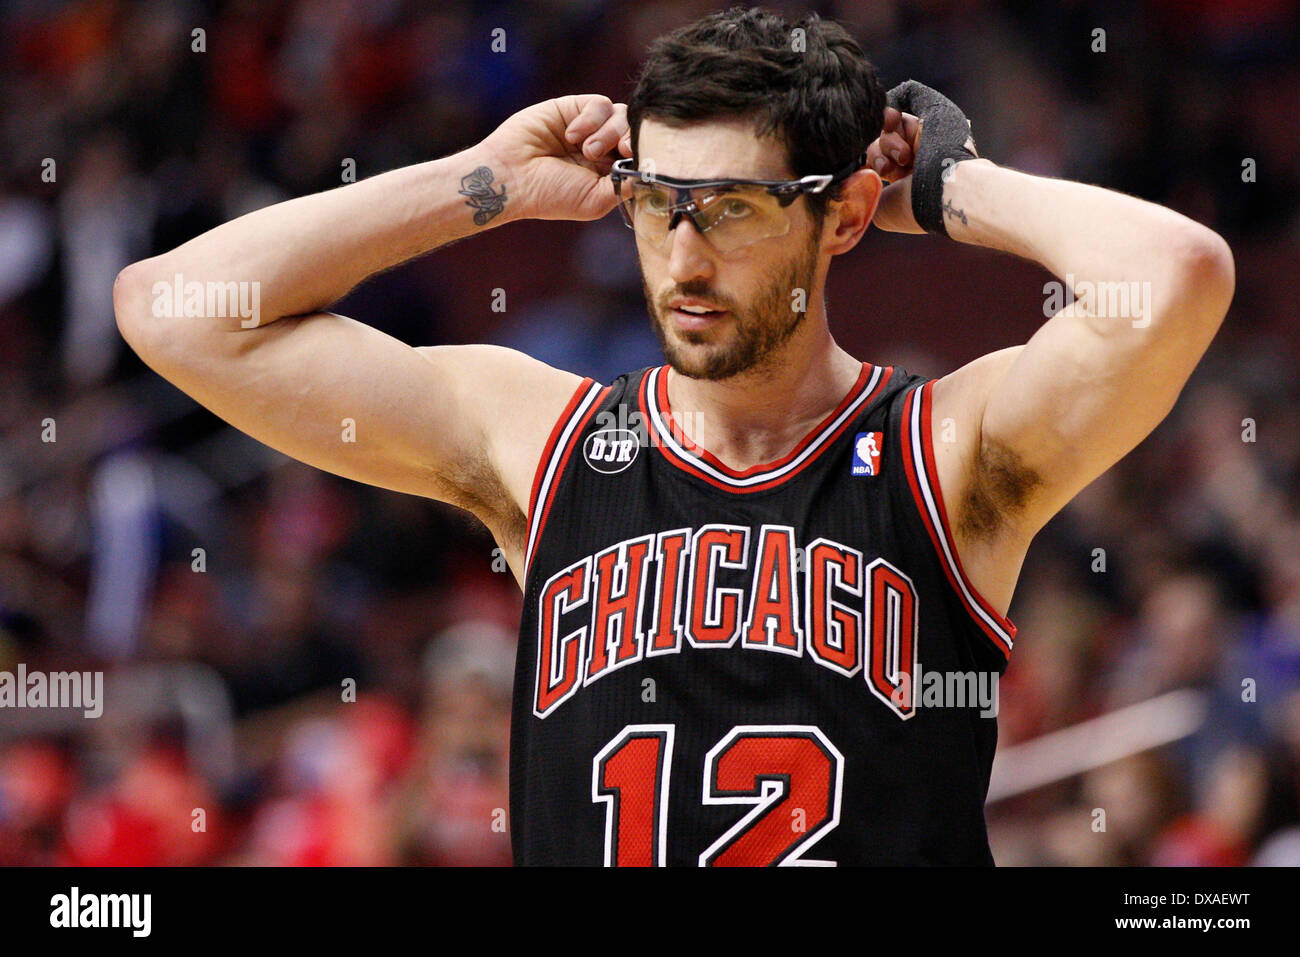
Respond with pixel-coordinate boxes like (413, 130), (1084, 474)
(112, 95), (632, 575)
(935, 154), (1234, 532)
(862, 83), (1233, 613)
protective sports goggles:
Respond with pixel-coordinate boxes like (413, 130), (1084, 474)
(610, 152), (866, 254)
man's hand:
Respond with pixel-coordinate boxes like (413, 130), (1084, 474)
(866, 106), (924, 234)
(482, 94), (633, 223)
(112, 97), (612, 585)
(867, 82), (979, 235)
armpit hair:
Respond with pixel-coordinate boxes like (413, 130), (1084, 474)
(956, 436), (1044, 543)
(439, 447), (527, 557)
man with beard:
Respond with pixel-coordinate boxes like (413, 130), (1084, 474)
(114, 7), (1233, 865)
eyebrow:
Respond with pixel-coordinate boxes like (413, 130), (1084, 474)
(637, 169), (793, 184)
(633, 158), (790, 183)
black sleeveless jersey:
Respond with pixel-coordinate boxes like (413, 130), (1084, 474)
(511, 363), (1017, 866)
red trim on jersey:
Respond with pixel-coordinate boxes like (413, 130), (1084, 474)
(901, 381), (1016, 659)
(657, 362), (872, 477)
(525, 379), (607, 579)
(642, 364), (893, 493)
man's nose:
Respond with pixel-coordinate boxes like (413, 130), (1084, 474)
(665, 213), (714, 282)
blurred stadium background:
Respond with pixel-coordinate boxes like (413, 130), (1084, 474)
(0, 0), (1298, 866)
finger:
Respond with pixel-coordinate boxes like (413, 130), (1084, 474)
(558, 93), (601, 133)
(873, 148), (911, 184)
(565, 108), (611, 146)
(583, 103), (628, 158)
(564, 95), (614, 144)
(586, 170), (620, 219)
(899, 112), (921, 147)
(879, 163), (908, 184)
(881, 106), (901, 134)
(873, 157), (900, 181)
(865, 143), (896, 179)
(878, 131), (912, 167)
(610, 102), (633, 156)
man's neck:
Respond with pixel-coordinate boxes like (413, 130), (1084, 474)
(666, 326), (865, 472)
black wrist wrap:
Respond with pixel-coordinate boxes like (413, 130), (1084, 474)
(886, 80), (978, 237)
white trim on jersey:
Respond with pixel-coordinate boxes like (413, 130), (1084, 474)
(525, 381), (605, 579)
(904, 385), (1015, 654)
(645, 364), (884, 488)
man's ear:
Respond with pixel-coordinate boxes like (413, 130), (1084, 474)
(821, 167), (883, 256)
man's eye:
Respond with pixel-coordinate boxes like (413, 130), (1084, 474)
(722, 198), (755, 218)
(707, 194), (756, 220)
(642, 190), (671, 213)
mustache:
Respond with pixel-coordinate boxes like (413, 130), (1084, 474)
(659, 289), (733, 312)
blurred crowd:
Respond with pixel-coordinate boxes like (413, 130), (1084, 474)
(0, 0), (1298, 865)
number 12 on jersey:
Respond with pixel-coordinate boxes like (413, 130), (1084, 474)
(592, 724), (844, 866)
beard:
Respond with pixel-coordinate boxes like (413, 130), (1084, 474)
(643, 228), (821, 382)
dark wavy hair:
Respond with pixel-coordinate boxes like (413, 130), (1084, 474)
(627, 5), (886, 226)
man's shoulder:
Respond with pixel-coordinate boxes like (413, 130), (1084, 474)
(929, 347), (1025, 418)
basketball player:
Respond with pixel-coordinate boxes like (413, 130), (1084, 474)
(112, 9), (1234, 864)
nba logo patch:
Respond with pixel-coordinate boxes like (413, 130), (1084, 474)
(851, 431), (883, 476)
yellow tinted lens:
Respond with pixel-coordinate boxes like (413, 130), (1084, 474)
(695, 188), (789, 251)
(623, 181), (792, 252)
(629, 182), (672, 218)
(623, 183), (672, 247)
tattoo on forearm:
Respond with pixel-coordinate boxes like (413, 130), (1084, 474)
(942, 199), (967, 226)
(459, 166), (507, 226)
